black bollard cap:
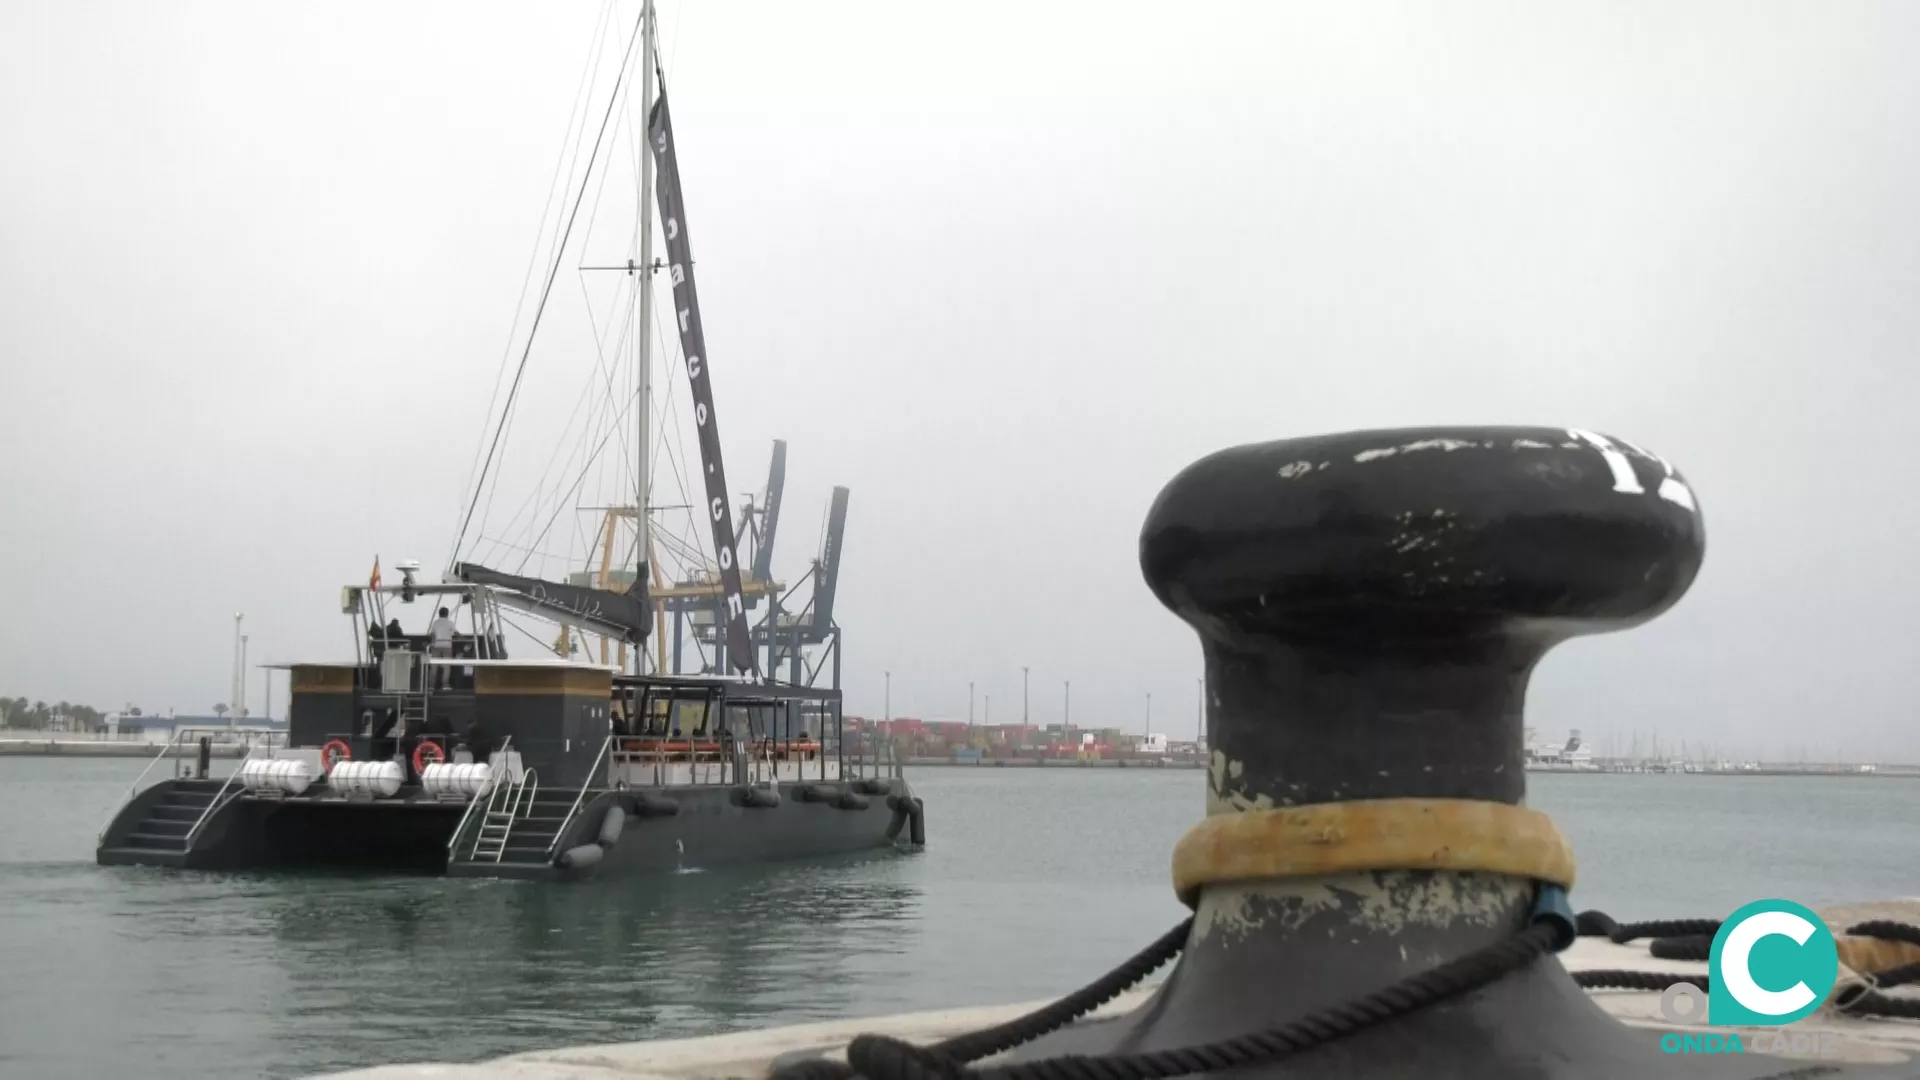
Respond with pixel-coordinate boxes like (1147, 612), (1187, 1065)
(1141, 427), (1704, 810)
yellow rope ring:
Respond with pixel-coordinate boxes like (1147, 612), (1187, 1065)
(1171, 798), (1577, 908)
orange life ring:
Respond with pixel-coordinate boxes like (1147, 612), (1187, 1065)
(320, 739), (352, 774)
(411, 740), (446, 774)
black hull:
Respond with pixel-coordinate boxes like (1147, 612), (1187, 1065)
(541, 784), (916, 879)
(96, 778), (920, 882)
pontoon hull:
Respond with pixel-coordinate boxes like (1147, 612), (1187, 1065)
(95, 777), (920, 881)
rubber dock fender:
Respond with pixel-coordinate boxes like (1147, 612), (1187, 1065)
(731, 786), (782, 809)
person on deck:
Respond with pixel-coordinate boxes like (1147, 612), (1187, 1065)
(428, 607), (455, 689)
(463, 713), (491, 764)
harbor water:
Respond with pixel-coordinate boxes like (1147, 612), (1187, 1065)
(2, 757), (1915, 1079)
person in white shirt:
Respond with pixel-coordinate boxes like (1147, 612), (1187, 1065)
(428, 607), (456, 689)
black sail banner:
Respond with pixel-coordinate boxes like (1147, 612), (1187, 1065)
(647, 86), (757, 675)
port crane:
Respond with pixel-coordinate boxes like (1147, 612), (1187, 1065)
(560, 439), (846, 693)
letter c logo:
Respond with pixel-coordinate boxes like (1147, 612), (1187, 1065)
(1720, 911), (1816, 1016)
(1707, 899), (1837, 1027)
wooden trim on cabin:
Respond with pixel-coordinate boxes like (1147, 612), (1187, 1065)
(475, 666), (613, 698)
(289, 665), (355, 694)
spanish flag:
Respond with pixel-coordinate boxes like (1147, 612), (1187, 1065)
(369, 556), (382, 591)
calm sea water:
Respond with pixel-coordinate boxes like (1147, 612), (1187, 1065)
(1, 758), (1915, 1079)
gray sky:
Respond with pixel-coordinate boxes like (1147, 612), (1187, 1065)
(3, 1), (1915, 761)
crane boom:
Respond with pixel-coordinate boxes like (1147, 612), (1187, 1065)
(751, 440), (787, 583)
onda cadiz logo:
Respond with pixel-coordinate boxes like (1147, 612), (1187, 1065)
(1708, 899), (1839, 1026)
(1658, 899), (1842, 1056)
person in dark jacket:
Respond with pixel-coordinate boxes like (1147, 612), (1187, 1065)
(463, 714), (492, 764)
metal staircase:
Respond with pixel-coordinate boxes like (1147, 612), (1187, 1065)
(468, 768), (537, 862)
(446, 773), (589, 879)
(97, 779), (231, 867)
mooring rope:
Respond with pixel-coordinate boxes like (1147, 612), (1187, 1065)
(768, 908), (1920, 1080)
(1570, 911), (1920, 1021)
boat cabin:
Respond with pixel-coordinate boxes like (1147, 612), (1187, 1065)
(275, 580), (846, 792)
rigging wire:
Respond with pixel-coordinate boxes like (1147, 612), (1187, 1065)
(475, 291), (631, 575)
(497, 611), (566, 657)
(482, 67), (642, 578)
(478, 118), (647, 572)
(466, 535), (580, 568)
(475, 9), (629, 560)
(514, 380), (645, 574)
(498, 256), (640, 577)
(452, 0), (616, 564)
(451, 3), (648, 568)
(652, 274), (708, 577)
(489, 2), (657, 585)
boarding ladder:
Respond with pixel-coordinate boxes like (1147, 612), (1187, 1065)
(399, 693), (429, 737)
(469, 767), (538, 863)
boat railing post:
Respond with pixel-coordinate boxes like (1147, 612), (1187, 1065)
(185, 755), (247, 850)
(548, 733), (614, 860)
(448, 735), (513, 859)
(96, 727), (188, 844)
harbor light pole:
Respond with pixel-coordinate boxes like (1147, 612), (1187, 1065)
(1145, 691), (1152, 737)
(1022, 666), (1029, 725)
(968, 681), (975, 728)
(229, 612), (244, 733)
(1196, 676), (1203, 738)
(1064, 680), (1071, 730)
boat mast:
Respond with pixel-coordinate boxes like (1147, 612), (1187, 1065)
(634, 0), (656, 674)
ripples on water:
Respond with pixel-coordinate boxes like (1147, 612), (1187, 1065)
(2, 757), (1915, 1079)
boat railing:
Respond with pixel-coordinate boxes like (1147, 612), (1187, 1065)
(95, 728), (188, 844)
(466, 764), (537, 862)
(447, 736), (513, 855)
(184, 760), (249, 850)
(548, 733), (614, 859)
(611, 741), (737, 786)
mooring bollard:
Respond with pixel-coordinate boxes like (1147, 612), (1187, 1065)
(995, 427), (1739, 1077)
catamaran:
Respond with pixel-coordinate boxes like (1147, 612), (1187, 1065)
(96, 0), (923, 879)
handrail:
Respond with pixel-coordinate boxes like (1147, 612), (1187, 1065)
(515, 768), (539, 821)
(464, 764), (535, 861)
(447, 736), (512, 855)
(95, 729), (185, 844)
(184, 758), (248, 849)
(548, 733), (614, 858)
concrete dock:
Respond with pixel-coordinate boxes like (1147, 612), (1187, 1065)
(311, 898), (1920, 1079)
(0, 738), (249, 758)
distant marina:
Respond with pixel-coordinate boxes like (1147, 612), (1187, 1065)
(856, 720), (1920, 776)
(890, 754), (1920, 777)
(7, 718), (1916, 777)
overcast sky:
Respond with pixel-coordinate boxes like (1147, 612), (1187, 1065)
(2, 1), (1915, 761)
